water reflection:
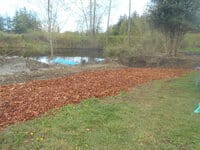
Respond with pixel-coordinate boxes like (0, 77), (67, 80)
(34, 56), (104, 65)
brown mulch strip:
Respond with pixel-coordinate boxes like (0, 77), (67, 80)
(0, 68), (189, 130)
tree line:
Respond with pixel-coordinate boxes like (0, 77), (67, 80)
(149, 0), (200, 56)
(0, 0), (199, 57)
(0, 8), (41, 34)
(107, 0), (200, 56)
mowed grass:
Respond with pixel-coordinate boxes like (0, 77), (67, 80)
(1, 72), (200, 150)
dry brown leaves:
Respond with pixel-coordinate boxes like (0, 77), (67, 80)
(0, 68), (189, 130)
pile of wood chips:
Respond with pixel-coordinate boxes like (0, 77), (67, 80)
(0, 68), (189, 130)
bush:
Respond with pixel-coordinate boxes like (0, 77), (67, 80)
(23, 42), (49, 57)
(181, 33), (200, 51)
(54, 33), (104, 49)
(104, 31), (166, 59)
(23, 32), (49, 43)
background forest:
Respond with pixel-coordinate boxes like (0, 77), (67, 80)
(0, 0), (199, 60)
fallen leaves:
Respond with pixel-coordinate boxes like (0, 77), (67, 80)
(0, 68), (189, 130)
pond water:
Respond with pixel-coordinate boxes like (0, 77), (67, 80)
(33, 56), (105, 65)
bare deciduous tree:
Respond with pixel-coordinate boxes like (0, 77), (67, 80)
(106, 0), (112, 44)
(77, 0), (109, 36)
(90, 0), (93, 34)
(48, 0), (54, 57)
(92, 0), (96, 36)
(128, 0), (132, 45)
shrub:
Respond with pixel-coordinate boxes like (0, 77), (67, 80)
(181, 33), (200, 51)
(22, 42), (49, 57)
(104, 31), (166, 59)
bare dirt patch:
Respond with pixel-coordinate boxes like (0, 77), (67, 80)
(0, 68), (189, 130)
(0, 57), (124, 85)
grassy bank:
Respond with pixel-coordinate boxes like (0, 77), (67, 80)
(1, 72), (200, 149)
(182, 33), (200, 52)
(0, 31), (199, 57)
(104, 33), (200, 61)
(0, 31), (104, 57)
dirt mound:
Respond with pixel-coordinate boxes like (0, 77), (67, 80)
(0, 68), (189, 130)
(0, 56), (49, 76)
(0, 57), (30, 75)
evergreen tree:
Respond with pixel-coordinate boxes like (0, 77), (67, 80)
(0, 16), (5, 31)
(13, 8), (41, 34)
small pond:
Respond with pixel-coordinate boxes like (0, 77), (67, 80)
(32, 49), (105, 66)
(33, 56), (105, 66)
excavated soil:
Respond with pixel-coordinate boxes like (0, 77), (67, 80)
(0, 68), (189, 130)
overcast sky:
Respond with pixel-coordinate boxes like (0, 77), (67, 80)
(0, 0), (150, 32)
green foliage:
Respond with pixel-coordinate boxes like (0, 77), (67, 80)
(0, 16), (4, 31)
(0, 32), (22, 42)
(54, 32), (104, 49)
(23, 43), (49, 57)
(22, 32), (49, 44)
(0, 9), (41, 33)
(105, 27), (166, 60)
(107, 5), (200, 58)
(0, 16), (13, 32)
(150, 0), (200, 32)
(5, 17), (13, 32)
(106, 13), (166, 60)
(1, 72), (200, 149)
(13, 8), (41, 34)
(105, 45), (130, 58)
(104, 32), (165, 65)
(0, 31), (105, 57)
(0, 31), (49, 56)
(182, 33), (200, 51)
(149, 0), (200, 56)
(0, 32), (25, 55)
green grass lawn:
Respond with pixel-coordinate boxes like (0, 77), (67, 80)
(1, 72), (200, 150)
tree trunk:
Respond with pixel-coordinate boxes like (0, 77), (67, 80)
(173, 30), (184, 57)
(48, 0), (54, 57)
(128, 0), (131, 45)
(106, 0), (112, 45)
(80, 0), (89, 30)
(90, 0), (92, 35)
(93, 0), (96, 36)
(168, 37), (174, 56)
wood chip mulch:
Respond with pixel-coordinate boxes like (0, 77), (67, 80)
(0, 68), (189, 130)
